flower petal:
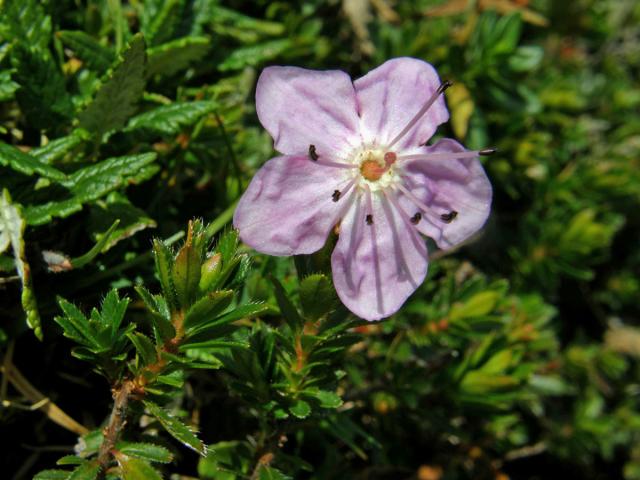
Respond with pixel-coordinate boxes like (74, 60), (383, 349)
(331, 191), (428, 321)
(256, 66), (362, 159)
(400, 138), (492, 249)
(234, 155), (353, 256)
(354, 57), (449, 151)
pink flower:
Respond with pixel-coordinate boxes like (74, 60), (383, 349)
(234, 57), (492, 321)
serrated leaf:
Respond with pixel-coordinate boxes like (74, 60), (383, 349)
(127, 332), (157, 366)
(185, 302), (269, 340)
(31, 130), (89, 165)
(147, 36), (210, 77)
(68, 460), (100, 480)
(271, 277), (303, 331)
(63, 152), (158, 199)
(289, 399), (311, 419)
(299, 274), (337, 321)
(118, 456), (162, 480)
(11, 44), (73, 130)
(183, 290), (234, 332)
(117, 442), (173, 464)
(0, 142), (66, 180)
(219, 39), (291, 71)
(304, 389), (343, 409)
(3, 0), (52, 49)
(57, 30), (115, 73)
(56, 455), (84, 466)
(143, 0), (186, 46)
(135, 285), (175, 342)
(23, 198), (84, 226)
(33, 470), (71, 480)
(101, 290), (129, 337)
(0, 190), (41, 338)
(126, 101), (217, 135)
(79, 33), (147, 138)
(153, 239), (179, 312)
(143, 400), (206, 455)
(24, 153), (158, 226)
(56, 298), (97, 348)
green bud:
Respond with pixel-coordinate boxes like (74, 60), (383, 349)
(199, 253), (222, 293)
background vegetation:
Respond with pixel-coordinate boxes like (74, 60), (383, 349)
(1, 0), (639, 479)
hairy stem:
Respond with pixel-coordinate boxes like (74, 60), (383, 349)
(97, 380), (134, 473)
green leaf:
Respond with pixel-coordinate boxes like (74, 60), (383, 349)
(23, 198), (84, 226)
(184, 302), (269, 340)
(143, 400), (206, 455)
(70, 220), (120, 268)
(299, 274), (337, 321)
(219, 39), (291, 71)
(147, 36), (210, 77)
(11, 44), (73, 130)
(117, 442), (173, 463)
(30, 130), (89, 165)
(33, 470), (71, 480)
(172, 226), (205, 309)
(125, 101), (217, 135)
(56, 456), (84, 466)
(0, 190), (41, 339)
(289, 399), (311, 419)
(68, 460), (100, 480)
(127, 332), (157, 366)
(63, 152), (158, 200)
(2, 0), (52, 49)
(0, 69), (19, 102)
(143, 0), (186, 46)
(57, 30), (115, 73)
(0, 142), (66, 181)
(183, 290), (234, 332)
(153, 239), (179, 312)
(79, 33), (147, 138)
(101, 290), (129, 337)
(271, 277), (303, 331)
(135, 285), (175, 342)
(304, 389), (343, 409)
(55, 298), (97, 348)
(88, 193), (156, 252)
(118, 456), (162, 480)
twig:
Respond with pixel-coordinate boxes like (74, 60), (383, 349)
(97, 380), (134, 472)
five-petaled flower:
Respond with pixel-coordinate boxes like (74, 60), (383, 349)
(234, 57), (493, 321)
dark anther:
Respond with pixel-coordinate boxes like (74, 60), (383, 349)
(332, 190), (341, 202)
(410, 212), (422, 225)
(440, 210), (458, 223)
(479, 148), (497, 156)
(437, 80), (453, 94)
(365, 214), (374, 225)
(308, 144), (319, 161)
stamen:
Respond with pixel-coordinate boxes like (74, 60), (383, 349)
(315, 160), (358, 169)
(410, 212), (422, 224)
(387, 80), (452, 149)
(398, 150), (491, 162)
(332, 178), (356, 202)
(479, 148), (497, 156)
(364, 186), (375, 225)
(308, 144), (319, 161)
(396, 183), (431, 214)
(440, 211), (458, 223)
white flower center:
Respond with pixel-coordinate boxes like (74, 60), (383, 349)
(347, 147), (400, 192)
